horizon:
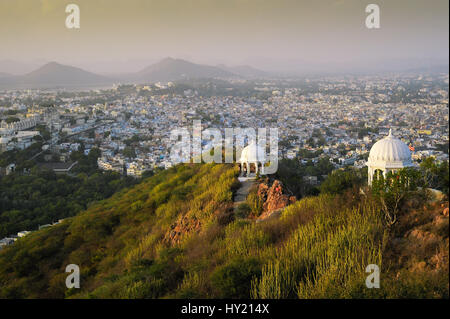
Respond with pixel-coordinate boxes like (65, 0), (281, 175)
(1, 56), (449, 78)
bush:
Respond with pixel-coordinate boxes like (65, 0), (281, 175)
(320, 168), (366, 195)
(210, 257), (261, 298)
(235, 203), (251, 219)
(247, 191), (263, 216)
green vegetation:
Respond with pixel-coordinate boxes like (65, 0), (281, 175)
(371, 168), (421, 226)
(0, 168), (137, 238)
(0, 142), (43, 169)
(235, 203), (252, 219)
(252, 196), (384, 298)
(246, 188), (264, 217)
(0, 163), (447, 299)
(275, 157), (335, 198)
(0, 164), (240, 298)
(0, 146), (137, 237)
(320, 167), (367, 195)
(419, 158), (449, 194)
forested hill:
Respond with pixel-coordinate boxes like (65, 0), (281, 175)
(0, 163), (448, 299)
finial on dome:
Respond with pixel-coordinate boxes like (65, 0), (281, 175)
(388, 129), (392, 137)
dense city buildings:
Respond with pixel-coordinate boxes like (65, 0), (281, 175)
(1, 72), (448, 178)
(0, 71), (448, 249)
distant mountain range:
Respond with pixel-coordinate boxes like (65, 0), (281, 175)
(24, 62), (110, 86)
(217, 64), (268, 78)
(1, 57), (448, 89)
(0, 58), (269, 89)
(0, 62), (111, 89)
(135, 57), (235, 82)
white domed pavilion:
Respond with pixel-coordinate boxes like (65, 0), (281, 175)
(366, 129), (413, 185)
(238, 141), (266, 176)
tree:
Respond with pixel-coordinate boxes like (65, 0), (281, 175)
(420, 157), (449, 194)
(316, 157), (334, 175)
(88, 148), (101, 162)
(371, 168), (421, 226)
(320, 168), (366, 195)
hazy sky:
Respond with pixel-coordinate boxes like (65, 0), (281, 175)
(0, 0), (448, 74)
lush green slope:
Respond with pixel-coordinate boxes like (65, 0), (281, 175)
(0, 169), (137, 238)
(0, 163), (239, 298)
(0, 146), (138, 238)
(0, 163), (447, 299)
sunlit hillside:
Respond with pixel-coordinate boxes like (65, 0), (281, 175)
(0, 163), (448, 298)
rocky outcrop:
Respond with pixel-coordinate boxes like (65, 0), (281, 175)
(165, 204), (234, 245)
(257, 180), (296, 219)
(165, 215), (201, 245)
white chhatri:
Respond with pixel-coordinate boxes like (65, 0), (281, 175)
(366, 129), (413, 185)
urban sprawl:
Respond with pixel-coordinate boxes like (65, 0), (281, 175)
(0, 72), (448, 247)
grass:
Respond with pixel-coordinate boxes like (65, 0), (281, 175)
(0, 163), (447, 299)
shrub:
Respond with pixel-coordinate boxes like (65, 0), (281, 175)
(247, 190), (263, 216)
(210, 257), (261, 298)
(235, 203), (251, 219)
(320, 167), (366, 195)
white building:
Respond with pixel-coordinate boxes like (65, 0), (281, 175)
(238, 141), (267, 176)
(366, 129), (414, 186)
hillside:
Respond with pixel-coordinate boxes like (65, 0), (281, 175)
(0, 163), (448, 299)
(136, 58), (236, 82)
(0, 59), (268, 89)
(0, 62), (111, 89)
(217, 64), (269, 78)
(21, 62), (111, 88)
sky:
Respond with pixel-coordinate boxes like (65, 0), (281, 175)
(0, 0), (448, 74)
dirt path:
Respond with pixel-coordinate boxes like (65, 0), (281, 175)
(233, 178), (256, 212)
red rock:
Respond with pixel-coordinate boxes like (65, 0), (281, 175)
(261, 180), (293, 214)
(165, 214), (202, 244)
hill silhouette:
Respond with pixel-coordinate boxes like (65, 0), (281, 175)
(136, 57), (236, 82)
(0, 59), (271, 88)
(217, 64), (268, 78)
(0, 62), (111, 89)
(20, 62), (111, 88)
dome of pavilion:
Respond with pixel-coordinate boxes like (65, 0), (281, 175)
(366, 129), (414, 186)
(367, 129), (412, 166)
